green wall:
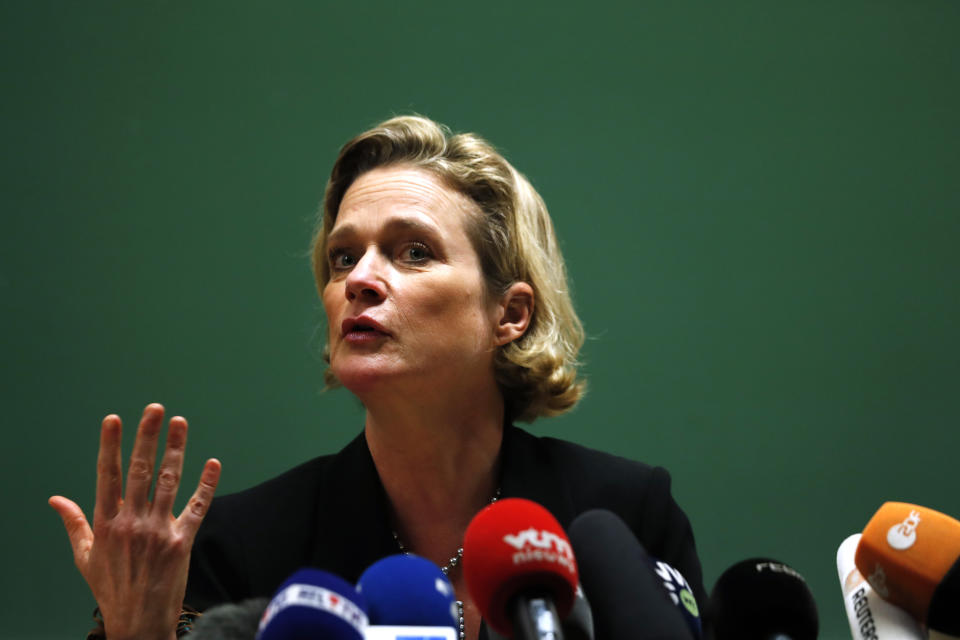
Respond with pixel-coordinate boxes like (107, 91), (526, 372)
(3, 2), (958, 638)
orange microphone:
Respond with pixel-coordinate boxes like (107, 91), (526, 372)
(854, 502), (960, 636)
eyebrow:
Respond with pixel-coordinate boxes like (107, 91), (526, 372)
(326, 217), (441, 247)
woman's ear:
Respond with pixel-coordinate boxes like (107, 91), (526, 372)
(494, 282), (534, 346)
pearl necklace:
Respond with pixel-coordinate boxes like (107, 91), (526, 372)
(390, 488), (501, 640)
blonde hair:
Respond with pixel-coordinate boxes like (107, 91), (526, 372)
(311, 115), (585, 422)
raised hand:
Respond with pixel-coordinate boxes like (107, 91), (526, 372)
(49, 403), (221, 640)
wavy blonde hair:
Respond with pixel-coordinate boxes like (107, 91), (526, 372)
(311, 115), (585, 422)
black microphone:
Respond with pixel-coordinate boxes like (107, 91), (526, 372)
(188, 598), (268, 640)
(705, 558), (818, 640)
(645, 556), (702, 638)
(567, 509), (694, 640)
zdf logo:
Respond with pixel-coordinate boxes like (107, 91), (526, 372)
(887, 509), (922, 550)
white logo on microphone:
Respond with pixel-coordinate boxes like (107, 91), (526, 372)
(886, 510), (921, 550)
(502, 528), (576, 573)
(653, 560), (699, 617)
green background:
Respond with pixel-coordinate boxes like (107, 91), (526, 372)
(2, 1), (958, 638)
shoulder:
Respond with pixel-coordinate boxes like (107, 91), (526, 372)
(205, 430), (369, 522)
(187, 454), (332, 608)
(188, 433), (371, 608)
(504, 426), (664, 514)
(536, 432), (657, 482)
(208, 454), (333, 520)
(502, 426), (706, 605)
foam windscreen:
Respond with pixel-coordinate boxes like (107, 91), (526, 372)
(462, 497), (578, 636)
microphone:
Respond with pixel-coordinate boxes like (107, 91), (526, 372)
(365, 627), (457, 640)
(560, 585), (596, 640)
(705, 558), (818, 640)
(485, 583), (595, 640)
(854, 502), (960, 636)
(567, 509), (694, 640)
(257, 567), (370, 640)
(357, 554), (459, 628)
(646, 556), (703, 638)
(837, 533), (924, 640)
(463, 497), (579, 639)
(188, 598), (269, 640)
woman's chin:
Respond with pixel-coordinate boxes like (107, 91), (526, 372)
(331, 362), (397, 396)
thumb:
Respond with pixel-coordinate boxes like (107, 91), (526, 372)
(49, 495), (94, 568)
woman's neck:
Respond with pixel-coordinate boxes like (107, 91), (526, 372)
(363, 384), (505, 564)
(362, 385), (506, 640)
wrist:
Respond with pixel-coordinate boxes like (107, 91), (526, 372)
(94, 605), (196, 640)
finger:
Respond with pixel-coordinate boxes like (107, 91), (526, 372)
(124, 403), (165, 513)
(176, 458), (221, 540)
(49, 496), (94, 569)
(94, 414), (123, 523)
(150, 415), (188, 517)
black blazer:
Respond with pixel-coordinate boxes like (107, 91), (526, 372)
(186, 425), (707, 612)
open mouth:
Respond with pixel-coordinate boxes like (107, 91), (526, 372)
(342, 317), (389, 339)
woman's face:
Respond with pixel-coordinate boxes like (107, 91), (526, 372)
(322, 166), (501, 396)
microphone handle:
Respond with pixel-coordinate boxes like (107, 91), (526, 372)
(509, 592), (565, 640)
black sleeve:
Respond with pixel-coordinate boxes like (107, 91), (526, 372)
(183, 460), (320, 611)
(185, 497), (251, 611)
(183, 442), (383, 612)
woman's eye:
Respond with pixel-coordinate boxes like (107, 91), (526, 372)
(328, 250), (356, 270)
(400, 243), (432, 263)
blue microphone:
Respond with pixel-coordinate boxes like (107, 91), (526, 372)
(356, 554), (459, 629)
(257, 568), (370, 640)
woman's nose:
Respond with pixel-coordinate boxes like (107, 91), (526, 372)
(344, 250), (387, 302)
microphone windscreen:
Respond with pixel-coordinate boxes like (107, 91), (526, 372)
(189, 598), (268, 640)
(706, 558), (818, 640)
(462, 497), (578, 637)
(258, 568), (369, 640)
(357, 554), (458, 628)
(837, 533), (925, 640)
(855, 502), (960, 629)
(568, 509), (693, 640)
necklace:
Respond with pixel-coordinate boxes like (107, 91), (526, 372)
(391, 487), (501, 640)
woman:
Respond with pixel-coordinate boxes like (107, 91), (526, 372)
(51, 115), (705, 640)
